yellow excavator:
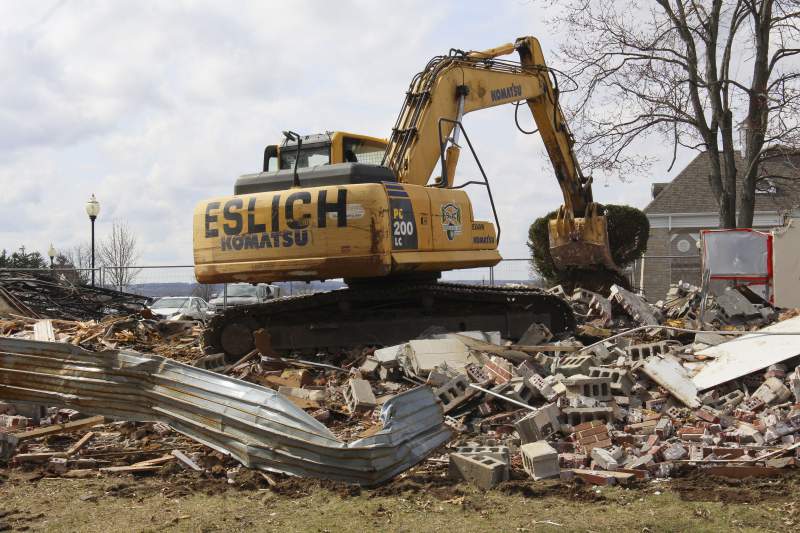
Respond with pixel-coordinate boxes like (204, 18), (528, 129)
(194, 36), (623, 358)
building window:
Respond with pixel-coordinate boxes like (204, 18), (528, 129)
(755, 178), (778, 195)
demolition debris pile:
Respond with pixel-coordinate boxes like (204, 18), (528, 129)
(0, 269), (148, 321)
(1, 281), (800, 489)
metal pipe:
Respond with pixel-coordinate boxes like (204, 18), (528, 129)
(468, 383), (536, 411)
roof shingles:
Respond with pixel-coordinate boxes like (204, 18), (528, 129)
(644, 152), (800, 214)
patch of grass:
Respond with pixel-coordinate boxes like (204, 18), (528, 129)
(1, 473), (796, 532)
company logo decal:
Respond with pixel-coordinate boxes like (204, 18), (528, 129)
(441, 202), (462, 241)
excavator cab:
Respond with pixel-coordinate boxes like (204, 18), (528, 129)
(261, 132), (387, 172)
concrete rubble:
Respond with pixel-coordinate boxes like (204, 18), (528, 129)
(1, 279), (800, 491)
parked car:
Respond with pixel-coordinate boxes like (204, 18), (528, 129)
(149, 296), (214, 322)
(208, 283), (281, 309)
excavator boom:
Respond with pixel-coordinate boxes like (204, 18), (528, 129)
(383, 36), (618, 270)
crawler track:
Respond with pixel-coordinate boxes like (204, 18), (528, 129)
(203, 281), (575, 360)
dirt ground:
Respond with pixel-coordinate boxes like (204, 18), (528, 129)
(1, 467), (798, 532)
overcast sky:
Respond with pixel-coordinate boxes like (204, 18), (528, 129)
(0, 1), (695, 274)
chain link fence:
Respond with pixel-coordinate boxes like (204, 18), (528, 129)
(5, 259), (543, 301)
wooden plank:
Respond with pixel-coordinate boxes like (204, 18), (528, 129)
(12, 416), (105, 442)
(33, 319), (56, 342)
(100, 465), (163, 473)
(171, 450), (203, 471)
(13, 452), (65, 463)
(65, 431), (95, 457)
(131, 454), (175, 467)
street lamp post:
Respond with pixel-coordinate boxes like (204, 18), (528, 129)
(47, 243), (56, 269)
(85, 194), (101, 286)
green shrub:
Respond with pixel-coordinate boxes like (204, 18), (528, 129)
(527, 204), (649, 289)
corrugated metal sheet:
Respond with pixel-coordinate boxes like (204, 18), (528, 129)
(0, 337), (451, 485)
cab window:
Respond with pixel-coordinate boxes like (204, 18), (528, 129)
(279, 144), (330, 169)
(343, 137), (385, 165)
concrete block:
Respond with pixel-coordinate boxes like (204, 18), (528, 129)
(609, 284), (661, 325)
(435, 374), (477, 414)
(563, 375), (613, 402)
(555, 355), (594, 377)
(515, 403), (561, 444)
(448, 453), (509, 490)
(661, 442), (688, 461)
(703, 390), (745, 413)
(343, 379), (377, 413)
(359, 357), (381, 378)
(588, 367), (633, 395)
(752, 377), (792, 406)
(47, 457), (68, 474)
(641, 355), (700, 408)
(562, 407), (614, 428)
(453, 445), (510, 463)
(527, 374), (557, 401)
(374, 344), (403, 366)
(403, 338), (472, 377)
(590, 447), (619, 470)
(521, 441), (560, 480)
(510, 377), (536, 404)
(625, 341), (678, 361)
(278, 386), (325, 402)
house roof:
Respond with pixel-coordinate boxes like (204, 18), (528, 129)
(644, 151), (800, 214)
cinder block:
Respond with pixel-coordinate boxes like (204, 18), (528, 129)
(521, 441), (560, 480)
(47, 457), (68, 474)
(625, 341), (678, 361)
(563, 375), (613, 402)
(435, 375), (477, 414)
(359, 357), (380, 378)
(515, 403), (561, 444)
(555, 355), (594, 377)
(661, 442), (688, 461)
(453, 445), (510, 463)
(590, 447), (619, 470)
(448, 453), (509, 490)
(562, 407), (614, 428)
(343, 379), (377, 413)
(752, 377), (792, 406)
(588, 367), (634, 396)
(528, 374), (557, 401)
(704, 390), (744, 413)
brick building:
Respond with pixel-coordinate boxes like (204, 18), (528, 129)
(636, 151), (800, 301)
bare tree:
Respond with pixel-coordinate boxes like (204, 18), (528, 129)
(548, 0), (800, 228)
(62, 243), (93, 284)
(99, 221), (141, 290)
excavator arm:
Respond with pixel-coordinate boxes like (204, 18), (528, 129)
(383, 36), (618, 271)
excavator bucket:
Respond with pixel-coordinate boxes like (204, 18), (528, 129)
(548, 203), (619, 272)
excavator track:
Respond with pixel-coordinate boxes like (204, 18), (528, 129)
(202, 282), (575, 360)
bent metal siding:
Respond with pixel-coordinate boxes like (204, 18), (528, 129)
(0, 337), (451, 485)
